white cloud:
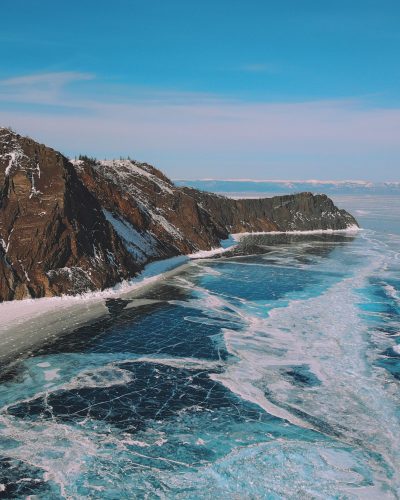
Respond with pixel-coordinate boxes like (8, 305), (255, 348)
(0, 71), (95, 107)
(0, 72), (399, 179)
(0, 71), (94, 87)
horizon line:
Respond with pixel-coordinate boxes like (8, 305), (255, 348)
(173, 178), (400, 184)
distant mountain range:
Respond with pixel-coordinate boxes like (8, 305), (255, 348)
(174, 179), (400, 195)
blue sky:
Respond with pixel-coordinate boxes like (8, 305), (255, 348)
(0, 0), (399, 180)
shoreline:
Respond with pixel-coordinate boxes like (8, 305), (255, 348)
(231, 225), (360, 240)
(0, 226), (360, 365)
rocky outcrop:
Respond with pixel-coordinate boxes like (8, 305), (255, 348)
(73, 159), (227, 259)
(0, 128), (358, 302)
(184, 188), (357, 232)
(0, 129), (138, 301)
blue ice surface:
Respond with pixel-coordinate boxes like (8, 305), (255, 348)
(0, 194), (400, 498)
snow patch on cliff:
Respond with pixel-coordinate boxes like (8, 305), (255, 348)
(103, 209), (159, 263)
(98, 160), (174, 195)
(150, 211), (184, 241)
(0, 132), (29, 176)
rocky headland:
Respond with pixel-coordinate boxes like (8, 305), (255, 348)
(0, 128), (358, 302)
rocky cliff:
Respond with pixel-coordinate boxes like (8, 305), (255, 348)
(0, 128), (358, 302)
(184, 188), (357, 232)
(0, 129), (137, 301)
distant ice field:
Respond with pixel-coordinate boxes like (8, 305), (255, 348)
(0, 193), (399, 498)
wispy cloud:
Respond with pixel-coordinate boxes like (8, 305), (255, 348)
(0, 71), (399, 180)
(0, 71), (222, 109)
(0, 71), (94, 87)
(239, 63), (279, 73)
(0, 71), (95, 108)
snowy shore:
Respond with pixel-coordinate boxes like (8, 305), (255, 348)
(0, 226), (359, 363)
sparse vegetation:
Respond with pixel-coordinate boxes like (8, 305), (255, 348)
(115, 155), (134, 162)
(78, 154), (97, 166)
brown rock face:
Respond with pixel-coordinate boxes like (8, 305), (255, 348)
(184, 188), (358, 232)
(0, 129), (137, 301)
(0, 128), (358, 302)
(74, 159), (228, 258)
